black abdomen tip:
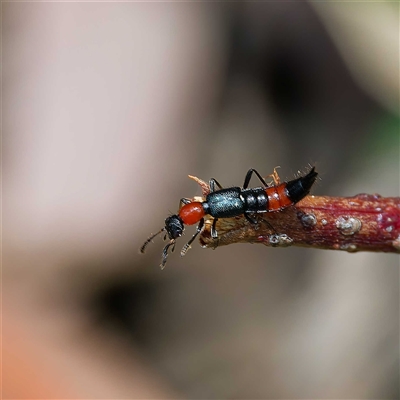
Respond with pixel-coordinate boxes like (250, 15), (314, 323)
(286, 167), (318, 204)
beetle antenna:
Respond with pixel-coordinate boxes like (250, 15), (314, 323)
(140, 228), (165, 254)
(160, 239), (175, 269)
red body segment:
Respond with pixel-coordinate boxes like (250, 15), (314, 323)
(265, 183), (292, 211)
(179, 202), (205, 225)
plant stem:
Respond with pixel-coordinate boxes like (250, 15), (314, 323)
(188, 175), (400, 254)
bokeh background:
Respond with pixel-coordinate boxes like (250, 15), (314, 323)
(3, 2), (399, 398)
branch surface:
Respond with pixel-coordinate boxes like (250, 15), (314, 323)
(188, 176), (400, 254)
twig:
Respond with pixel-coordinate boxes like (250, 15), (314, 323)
(188, 176), (400, 254)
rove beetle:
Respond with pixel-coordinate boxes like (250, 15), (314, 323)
(140, 167), (318, 268)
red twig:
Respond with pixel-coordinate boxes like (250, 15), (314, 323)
(188, 175), (400, 254)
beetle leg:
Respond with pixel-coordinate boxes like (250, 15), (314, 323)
(180, 218), (204, 257)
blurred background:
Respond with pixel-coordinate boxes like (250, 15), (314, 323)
(2, 2), (399, 398)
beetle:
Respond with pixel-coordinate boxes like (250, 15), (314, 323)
(140, 166), (318, 268)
